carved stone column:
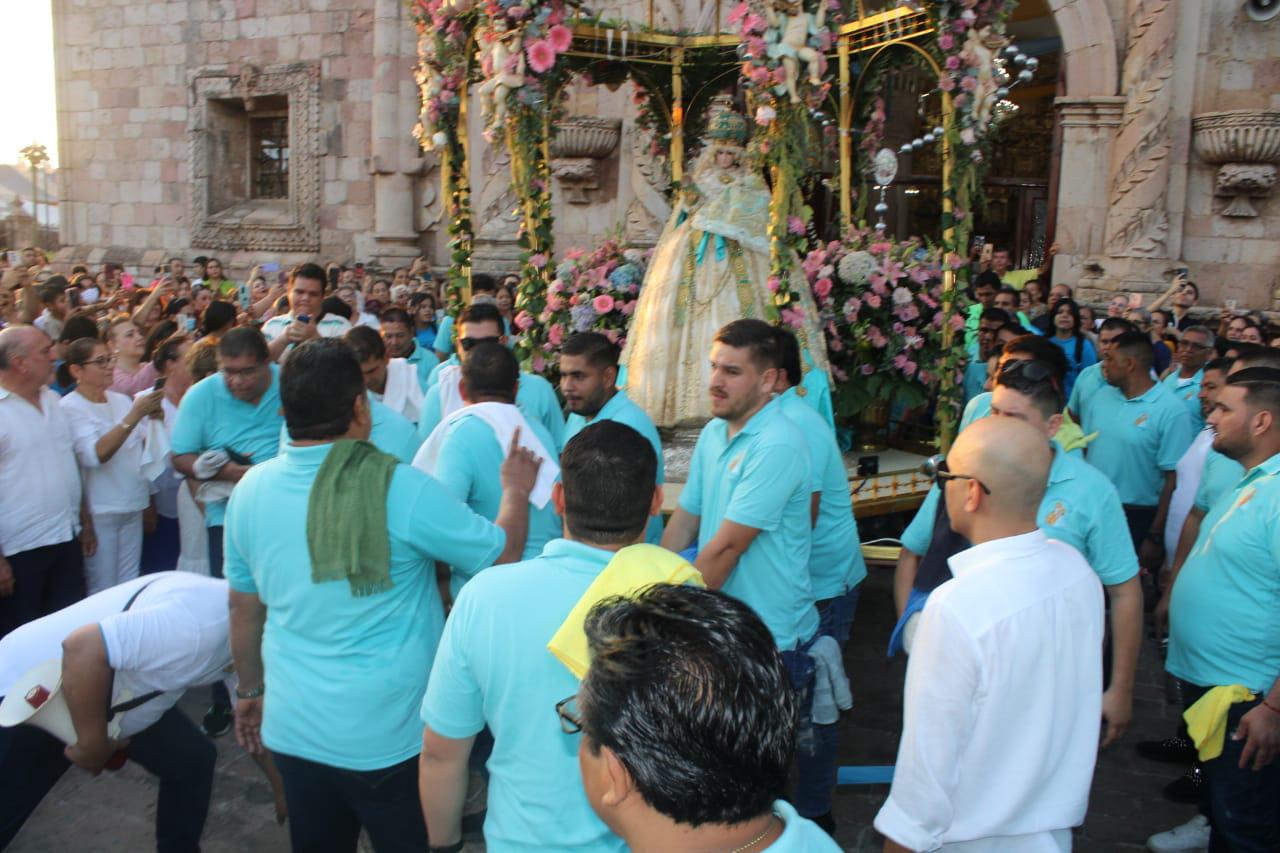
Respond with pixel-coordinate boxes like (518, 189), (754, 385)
(370, 0), (422, 266)
(1050, 96), (1124, 295)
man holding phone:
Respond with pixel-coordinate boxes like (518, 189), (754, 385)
(261, 264), (351, 363)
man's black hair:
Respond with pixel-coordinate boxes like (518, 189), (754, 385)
(1112, 330), (1154, 371)
(379, 306), (415, 330)
(321, 295), (352, 321)
(772, 327), (803, 388)
(1098, 316), (1137, 336)
(1231, 347), (1280, 372)
(470, 273), (497, 295)
(1226, 367), (1280, 421)
(290, 262), (328, 292)
(972, 271), (1001, 291)
(38, 279), (67, 305)
(217, 326), (269, 364)
(579, 584), (795, 827)
(1002, 334), (1069, 383)
(560, 420), (657, 545)
(345, 325), (386, 362)
(59, 312), (100, 344)
(281, 339), (365, 441)
(979, 307), (1011, 326)
(461, 341), (519, 402)
(153, 333), (191, 374)
(995, 360), (1065, 418)
(461, 301), (504, 330)
(1203, 356), (1234, 376)
(713, 319), (779, 373)
(200, 300), (236, 335)
(561, 332), (620, 370)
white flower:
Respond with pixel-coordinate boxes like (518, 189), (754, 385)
(837, 250), (877, 285)
(432, 131), (448, 149)
(818, 264), (834, 279)
(623, 248), (644, 263)
(755, 105), (776, 126)
(892, 286), (913, 306)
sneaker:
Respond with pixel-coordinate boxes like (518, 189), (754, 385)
(1162, 765), (1205, 804)
(1146, 814), (1209, 852)
(202, 704), (233, 738)
(1137, 735), (1197, 764)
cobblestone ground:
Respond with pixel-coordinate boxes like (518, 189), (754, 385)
(11, 565), (1196, 852)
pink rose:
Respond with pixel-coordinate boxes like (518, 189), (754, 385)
(865, 293), (882, 309)
(945, 55), (961, 71)
(547, 24), (572, 53)
(546, 295), (566, 312)
(547, 323), (564, 346)
(526, 40), (555, 74)
(788, 216), (807, 236)
(514, 310), (535, 331)
(767, 276), (781, 293)
(938, 33), (954, 51)
(939, 75), (957, 93)
(814, 277), (833, 299)
(528, 253), (548, 269)
(532, 355), (546, 372)
(592, 294), (615, 314)
(860, 364), (875, 376)
(960, 75), (977, 92)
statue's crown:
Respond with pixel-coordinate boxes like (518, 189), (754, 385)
(707, 109), (748, 143)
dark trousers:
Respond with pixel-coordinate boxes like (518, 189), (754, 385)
(794, 585), (861, 819)
(206, 526), (230, 712)
(1183, 683), (1280, 851)
(0, 539), (85, 639)
(272, 751), (427, 853)
(0, 706), (216, 851)
(140, 514), (181, 575)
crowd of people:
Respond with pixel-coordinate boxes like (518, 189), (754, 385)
(0, 245), (1276, 853)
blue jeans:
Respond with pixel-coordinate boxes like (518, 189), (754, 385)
(794, 585), (861, 819)
(273, 751), (427, 853)
(0, 706), (217, 851)
(1184, 684), (1280, 851)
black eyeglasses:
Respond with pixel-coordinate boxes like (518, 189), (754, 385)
(459, 335), (500, 352)
(555, 695), (583, 735)
(76, 355), (115, 369)
(998, 358), (1060, 392)
(1177, 339), (1211, 351)
(920, 455), (992, 495)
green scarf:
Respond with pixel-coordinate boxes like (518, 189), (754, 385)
(307, 439), (398, 597)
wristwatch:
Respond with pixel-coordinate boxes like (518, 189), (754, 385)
(428, 841), (464, 853)
(235, 685), (265, 700)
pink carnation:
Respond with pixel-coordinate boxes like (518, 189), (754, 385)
(547, 323), (565, 345)
(939, 75), (957, 93)
(592, 294), (615, 314)
(547, 25), (572, 53)
(945, 55), (961, 71)
(787, 216), (807, 236)
(526, 40), (555, 74)
(814, 277), (833, 299)
(514, 310), (535, 331)
(938, 33), (955, 51)
(960, 75), (978, 92)
(767, 276), (782, 293)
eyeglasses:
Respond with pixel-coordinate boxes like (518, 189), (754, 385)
(77, 355), (115, 368)
(998, 358), (1060, 392)
(921, 455), (992, 495)
(1177, 339), (1211, 351)
(459, 335), (500, 352)
(555, 694), (583, 735)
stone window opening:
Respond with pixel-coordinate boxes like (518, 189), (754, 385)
(250, 113), (290, 200)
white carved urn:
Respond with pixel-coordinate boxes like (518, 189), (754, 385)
(550, 116), (622, 204)
(1191, 110), (1280, 217)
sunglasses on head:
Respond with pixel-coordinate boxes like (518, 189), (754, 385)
(998, 358), (1060, 392)
(459, 335), (500, 352)
(921, 455), (992, 495)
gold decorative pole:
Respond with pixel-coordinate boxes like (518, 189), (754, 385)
(671, 46), (685, 185)
(837, 37), (852, 227)
(938, 90), (957, 453)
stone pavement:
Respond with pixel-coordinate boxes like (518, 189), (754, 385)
(10, 565), (1197, 852)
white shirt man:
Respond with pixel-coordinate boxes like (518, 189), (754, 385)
(876, 418), (1104, 852)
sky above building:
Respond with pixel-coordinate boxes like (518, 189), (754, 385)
(1, 0), (58, 166)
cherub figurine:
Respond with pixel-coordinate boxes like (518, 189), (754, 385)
(964, 25), (1005, 133)
(765, 0), (826, 104)
(477, 19), (525, 122)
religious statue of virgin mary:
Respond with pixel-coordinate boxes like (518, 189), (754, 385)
(621, 104), (831, 427)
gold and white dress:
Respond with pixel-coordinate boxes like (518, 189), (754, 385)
(621, 150), (829, 427)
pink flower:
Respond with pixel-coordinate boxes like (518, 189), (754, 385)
(945, 55), (961, 71)
(620, 300), (637, 316)
(767, 276), (781, 293)
(728, 1), (749, 25)
(869, 275), (888, 295)
(547, 25), (572, 53)
(939, 74), (957, 93)
(743, 12), (767, 32)
(754, 102), (775, 123)
(604, 329), (619, 344)
(546, 295), (566, 312)
(526, 40), (555, 73)
(865, 293), (882, 309)
(870, 241), (892, 255)
(508, 4), (529, 18)
(938, 33), (954, 51)
(860, 363), (875, 376)
(814, 277), (833, 299)
(787, 216), (806, 236)
(528, 253), (548, 269)
(565, 247), (585, 261)
(867, 326), (887, 348)
(893, 322), (905, 334)
(952, 93), (968, 108)
(532, 355), (546, 372)
(515, 310), (535, 330)
(780, 306), (805, 329)
(959, 127), (976, 145)
(547, 323), (565, 346)
(960, 75), (977, 92)
(949, 313), (966, 331)
(592, 294), (615, 314)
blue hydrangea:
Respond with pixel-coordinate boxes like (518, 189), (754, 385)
(570, 304), (597, 332)
(608, 263), (639, 289)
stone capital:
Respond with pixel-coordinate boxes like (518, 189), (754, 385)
(1055, 96), (1126, 129)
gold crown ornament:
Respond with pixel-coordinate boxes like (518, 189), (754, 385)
(706, 109), (748, 144)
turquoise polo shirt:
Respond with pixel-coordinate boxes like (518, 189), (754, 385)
(1162, 368), (1204, 430)
(798, 353), (836, 433)
(1168, 452), (1280, 691)
(767, 800), (842, 852)
(222, 442), (505, 770)
(777, 387), (864, 599)
(959, 391), (992, 432)
(433, 314), (455, 357)
(1083, 381), (1194, 507)
(429, 412), (563, 599)
(1046, 334), (1097, 399)
(426, 354), (458, 390)
(421, 539), (626, 852)
(404, 343), (439, 391)
(276, 395), (421, 464)
(1193, 449), (1245, 514)
(962, 356), (988, 405)
(680, 398), (819, 649)
(418, 371), (565, 452)
(902, 443), (1137, 586)
(1067, 362), (1106, 422)
(563, 390), (665, 544)
(170, 366), (284, 528)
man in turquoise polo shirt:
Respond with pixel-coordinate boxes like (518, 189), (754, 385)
(170, 327), (284, 738)
(1066, 317), (1137, 424)
(224, 340), (539, 853)
(419, 420), (660, 853)
(1084, 331), (1194, 576)
(413, 342), (562, 601)
(261, 263), (352, 363)
(1161, 325), (1215, 429)
(417, 303), (564, 449)
(661, 320), (823, 822)
(1166, 367), (1280, 849)
(379, 307), (438, 391)
(772, 327), (861, 829)
(278, 395), (421, 464)
(963, 308), (1010, 405)
(574, 585), (840, 852)
(559, 331), (664, 544)
(897, 359), (1142, 745)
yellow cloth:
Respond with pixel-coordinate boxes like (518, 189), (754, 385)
(547, 544), (704, 679)
(1002, 268), (1041, 290)
(1055, 409), (1096, 454)
(1184, 685), (1256, 761)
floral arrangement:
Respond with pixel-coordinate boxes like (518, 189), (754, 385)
(513, 235), (648, 375)
(475, 0), (575, 141)
(802, 226), (965, 417)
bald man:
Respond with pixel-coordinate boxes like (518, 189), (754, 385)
(876, 418), (1106, 853)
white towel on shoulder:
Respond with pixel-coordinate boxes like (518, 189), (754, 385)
(413, 401), (559, 508)
(376, 358), (425, 424)
(435, 364), (465, 420)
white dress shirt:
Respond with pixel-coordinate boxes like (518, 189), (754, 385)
(60, 390), (151, 516)
(1164, 427), (1213, 558)
(875, 530), (1104, 852)
(0, 385), (82, 556)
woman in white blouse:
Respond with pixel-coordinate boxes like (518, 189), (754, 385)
(58, 338), (163, 593)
